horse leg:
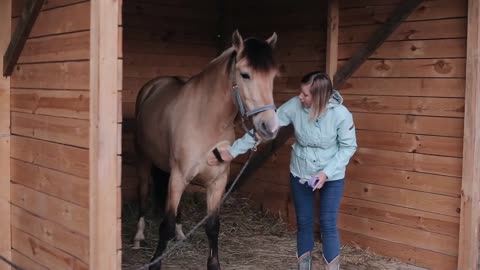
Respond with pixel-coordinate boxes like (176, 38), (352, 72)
(205, 173), (228, 270)
(133, 158), (152, 249)
(175, 201), (187, 240)
(149, 169), (187, 270)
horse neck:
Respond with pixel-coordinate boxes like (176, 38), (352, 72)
(194, 51), (238, 125)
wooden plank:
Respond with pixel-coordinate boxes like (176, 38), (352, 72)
(11, 183), (89, 236)
(344, 180), (460, 217)
(123, 28), (216, 45)
(124, 53), (211, 68)
(12, 2), (90, 38)
(123, 40), (216, 57)
(12, 227), (78, 270)
(11, 89), (89, 119)
(326, 0), (339, 76)
(354, 112), (464, 137)
(347, 162), (461, 197)
(341, 58), (466, 78)
(11, 112), (89, 148)
(341, 197), (459, 237)
(344, 95), (464, 118)
(339, 18), (467, 43)
(123, 65), (204, 79)
(353, 147), (462, 177)
(340, 78), (465, 97)
(356, 130), (463, 157)
(89, 0), (121, 269)
(458, 0), (480, 268)
(339, 213), (458, 256)
(11, 135), (89, 178)
(340, 0), (467, 27)
(339, 39), (467, 60)
(11, 250), (48, 270)
(11, 61), (89, 90)
(340, 230), (457, 270)
(333, 0), (424, 87)
(18, 31), (89, 63)
(11, 159), (88, 208)
(12, 0), (88, 17)
(3, 0), (45, 76)
(11, 205), (88, 262)
(0, 1), (11, 268)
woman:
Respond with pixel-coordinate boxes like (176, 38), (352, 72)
(210, 72), (357, 270)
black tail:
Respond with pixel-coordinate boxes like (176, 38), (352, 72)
(151, 166), (170, 218)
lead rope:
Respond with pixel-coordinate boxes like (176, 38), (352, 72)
(136, 150), (255, 270)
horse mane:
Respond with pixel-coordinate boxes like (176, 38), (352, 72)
(207, 38), (277, 73)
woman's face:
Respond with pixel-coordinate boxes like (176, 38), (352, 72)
(299, 84), (313, 108)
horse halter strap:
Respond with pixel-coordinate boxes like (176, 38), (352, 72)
(229, 54), (277, 140)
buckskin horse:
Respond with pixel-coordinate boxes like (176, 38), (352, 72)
(133, 30), (280, 270)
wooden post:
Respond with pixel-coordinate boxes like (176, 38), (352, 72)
(0, 1), (11, 269)
(326, 0), (339, 77)
(458, 0), (480, 269)
(3, 0), (44, 76)
(89, 0), (121, 269)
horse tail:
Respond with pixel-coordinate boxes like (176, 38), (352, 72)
(151, 166), (170, 218)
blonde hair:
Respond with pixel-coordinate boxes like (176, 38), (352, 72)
(300, 71), (333, 121)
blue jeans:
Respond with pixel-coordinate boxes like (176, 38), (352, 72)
(289, 173), (344, 262)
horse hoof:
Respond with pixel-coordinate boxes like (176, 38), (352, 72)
(207, 258), (221, 270)
(148, 260), (161, 270)
(132, 241), (141, 249)
(175, 224), (187, 241)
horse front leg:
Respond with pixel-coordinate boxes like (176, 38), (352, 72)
(205, 172), (228, 270)
(149, 169), (187, 270)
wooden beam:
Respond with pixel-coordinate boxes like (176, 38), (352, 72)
(0, 1), (12, 269)
(89, 0), (121, 269)
(333, 0), (424, 88)
(326, 0), (339, 77)
(2, 0), (44, 76)
(231, 0), (424, 192)
(458, 0), (480, 269)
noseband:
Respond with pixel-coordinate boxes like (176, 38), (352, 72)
(229, 53), (277, 140)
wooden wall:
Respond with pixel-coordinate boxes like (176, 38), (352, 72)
(0, 1), (12, 269)
(121, 0), (218, 201)
(9, 1), (90, 269)
(337, 1), (466, 269)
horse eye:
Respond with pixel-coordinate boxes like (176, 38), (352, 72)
(240, 73), (250, 79)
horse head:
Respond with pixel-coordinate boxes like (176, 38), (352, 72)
(231, 30), (280, 141)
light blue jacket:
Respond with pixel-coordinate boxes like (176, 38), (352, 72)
(229, 90), (357, 181)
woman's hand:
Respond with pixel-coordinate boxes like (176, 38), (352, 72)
(207, 148), (234, 165)
(312, 172), (328, 191)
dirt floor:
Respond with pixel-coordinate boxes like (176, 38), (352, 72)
(121, 192), (427, 270)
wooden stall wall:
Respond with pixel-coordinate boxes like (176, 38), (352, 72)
(228, 0), (328, 221)
(121, 0), (218, 201)
(0, 1), (12, 269)
(337, 1), (466, 269)
(9, 1), (90, 269)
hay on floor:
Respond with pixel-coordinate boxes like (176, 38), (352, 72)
(121, 192), (426, 270)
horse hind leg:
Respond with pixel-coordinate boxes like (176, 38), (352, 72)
(133, 159), (153, 249)
(205, 172), (228, 270)
(149, 169), (187, 270)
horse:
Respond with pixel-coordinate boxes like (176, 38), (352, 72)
(133, 30), (280, 270)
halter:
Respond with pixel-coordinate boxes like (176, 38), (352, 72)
(229, 53), (277, 143)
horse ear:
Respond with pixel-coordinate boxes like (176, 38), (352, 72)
(232, 30), (244, 52)
(266, 32), (277, 48)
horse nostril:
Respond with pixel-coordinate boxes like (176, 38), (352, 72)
(261, 122), (267, 131)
